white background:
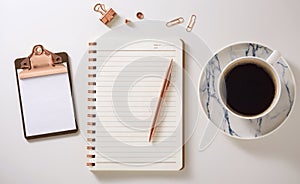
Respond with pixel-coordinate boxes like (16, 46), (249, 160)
(1, 0), (300, 183)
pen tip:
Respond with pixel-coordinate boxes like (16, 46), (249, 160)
(149, 128), (154, 142)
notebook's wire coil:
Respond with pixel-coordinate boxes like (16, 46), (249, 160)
(88, 74), (96, 78)
(86, 163), (95, 167)
(88, 66), (97, 70)
(87, 114), (96, 118)
(87, 122), (96, 126)
(87, 130), (96, 134)
(88, 98), (96, 102)
(87, 154), (96, 158)
(88, 82), (96, 86)
(88, 50), (97, 54)
(88, 42), (97, 46)
(87, 42), (98, 167)
(88, 106), (96, 110)
(88, 58), (97, 62)
(87, 146), (95, 150)
(88, 90), (96, 94)
(87, 138), (96, 142)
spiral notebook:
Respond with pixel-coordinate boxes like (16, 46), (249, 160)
(86, 38), (183, 171)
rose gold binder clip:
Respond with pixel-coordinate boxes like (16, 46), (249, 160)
(94, 3), (117, 26)
(19, 45), (67, 79)
(166, 17), (184, 27)
(186, 14), (196, 32)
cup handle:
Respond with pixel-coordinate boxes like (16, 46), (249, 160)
(266, 50), (281, 64)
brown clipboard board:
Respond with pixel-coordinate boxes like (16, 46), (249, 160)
(15, 45), (78, 139)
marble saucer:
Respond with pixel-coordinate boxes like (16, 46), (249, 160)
(199, 42), (296, 139)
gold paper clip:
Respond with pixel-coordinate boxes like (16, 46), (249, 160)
(166, 17), (184, 27)
(186, 15), (196, 32)
(94, 3), (117, 25)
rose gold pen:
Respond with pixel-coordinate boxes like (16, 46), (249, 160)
(149, 59), (174, 142)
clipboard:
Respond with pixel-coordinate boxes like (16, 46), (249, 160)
(15, 45), (78, 139)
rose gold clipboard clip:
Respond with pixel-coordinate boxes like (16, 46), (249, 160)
(19, 45), (67, 79)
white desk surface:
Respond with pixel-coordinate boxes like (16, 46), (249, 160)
(1, 0), (300, 183)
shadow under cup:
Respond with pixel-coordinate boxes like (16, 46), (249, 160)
(219, 57), (281, 119)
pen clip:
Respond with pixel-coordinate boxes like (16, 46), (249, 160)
(166, 59), (173, 88)
(166, 74), (171, 89)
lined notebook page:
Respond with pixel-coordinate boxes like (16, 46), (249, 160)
(87, 39), (183, 170)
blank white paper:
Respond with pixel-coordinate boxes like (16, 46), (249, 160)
(18, 72), (76, 137)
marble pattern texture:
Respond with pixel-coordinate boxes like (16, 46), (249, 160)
(199, 43), (295, 139)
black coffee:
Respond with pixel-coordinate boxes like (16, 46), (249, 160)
(224, 63), (275, 116)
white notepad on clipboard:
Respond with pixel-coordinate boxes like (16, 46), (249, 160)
(15, 46), (77, 139)
(86, 38), (183, 171)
